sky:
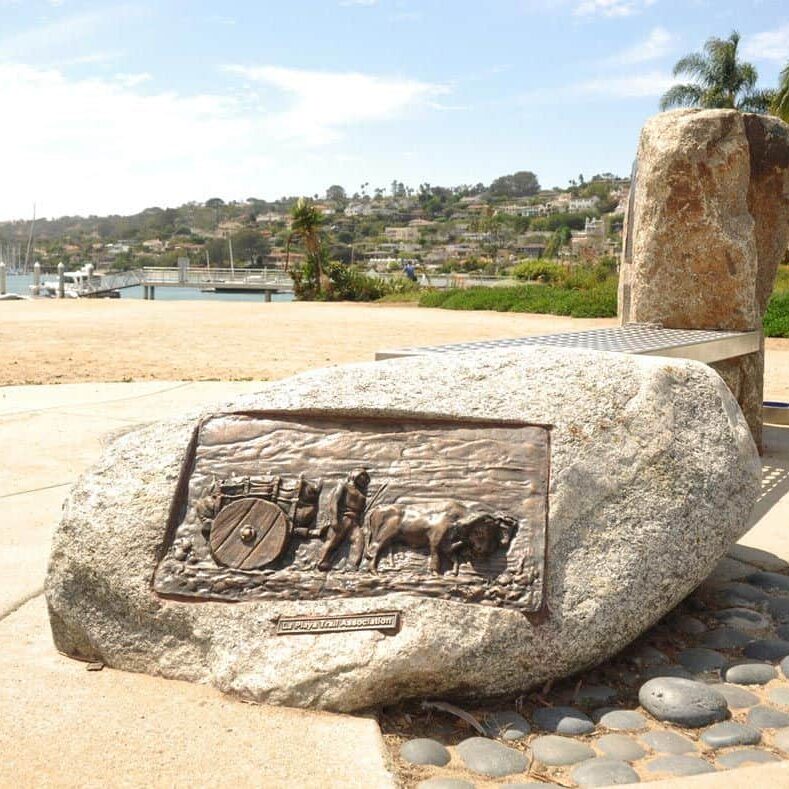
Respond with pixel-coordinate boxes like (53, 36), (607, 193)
(0, 0), (787, 220)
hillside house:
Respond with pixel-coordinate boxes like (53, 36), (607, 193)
(384, 226), (419, 243)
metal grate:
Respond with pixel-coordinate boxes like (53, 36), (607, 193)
(376, 325), (760, 364)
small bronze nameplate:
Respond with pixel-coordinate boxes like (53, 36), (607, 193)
(276, 611), (401, 635)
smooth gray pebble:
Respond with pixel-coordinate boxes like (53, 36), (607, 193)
(595, 709), (648, 731)
(709, 682), (759, 708)
(639, 677), (727, 728)
(575, 685), (618, 707)
(675, 614), (707, 635)
(713, 582), (767, 606)
(531, 735), (595, 766)
(767, 686), (789, 707)
(701, 627), (752, 649)
(716, 748), (780, 769)
(744, 639), (789, 661)
(484, 711), (530, 741)
(772, 726), (789, 752)
(643, 664), (694, 680)
(571, 758), (640, 787)
(748, 571), (789, 592)
(748, 705), (789, 729)
(596, 733), (646, 762)
(677, 647), (728, 674)
(723, 661), (777, 685)
(533, 705), (594, 735)
(455, 737), (528, 778)
(646, 755), (716, 776)
(715, 607), (771, 632)
(640, 730), (697, 754)
(768, 597), (789, 623)
(700, 721), (761, 748)
(400, 739), (451, 767)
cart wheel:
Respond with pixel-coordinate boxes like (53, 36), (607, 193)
(209, 498), (289, 570)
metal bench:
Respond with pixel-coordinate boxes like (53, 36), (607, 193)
(376, 324), (760, 364)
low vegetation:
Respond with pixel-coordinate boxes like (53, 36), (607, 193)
(419, 282), (617, 319)
(765, 265), (789, 338)
(415, 262), (789, 337)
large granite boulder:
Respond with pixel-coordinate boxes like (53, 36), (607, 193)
(46, 348), (760, 712)
(619, 109), (789, 450)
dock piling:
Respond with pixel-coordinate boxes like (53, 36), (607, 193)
(57, 262), (65, 299)
(33, 262), (40, 296)
(0, 262), (6, 295)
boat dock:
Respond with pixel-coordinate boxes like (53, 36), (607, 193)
(136, 267), (293, 301)
(0, 263), (294, 300)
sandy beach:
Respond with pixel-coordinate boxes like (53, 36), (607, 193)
(2, 299), (789, 398)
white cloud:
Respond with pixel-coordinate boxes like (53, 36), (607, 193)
(114, 72), (151, 87)
(574, 0), (657, 17)
(223, 65), (447, 145)
(523, 69), (672, 102)
(0, 6), (139, 60)
(609, 26), (674, 64)
(742, 23), (789, 62)
(0, 63), (448, 218)
(571, 70), (673, 96)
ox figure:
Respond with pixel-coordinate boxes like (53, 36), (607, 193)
(365, 501), (518, 574)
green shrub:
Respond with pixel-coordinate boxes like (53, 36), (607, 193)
(765, 292), (789, 338)
(418, 281), (617, 318)
(511, 260), (565, 283)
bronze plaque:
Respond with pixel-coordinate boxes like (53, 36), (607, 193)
(276, 611), (401, 635)
(153, 412), (550, 613)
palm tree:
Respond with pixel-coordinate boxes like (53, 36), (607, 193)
(660, 31), (773, 112)
(772, 62), (789, 123)
(287, 197), (325, 293)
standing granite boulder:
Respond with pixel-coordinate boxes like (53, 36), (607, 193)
(46, 347), (760, 711)
(619, 109), (789, 449)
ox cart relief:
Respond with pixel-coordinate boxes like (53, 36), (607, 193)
(153, 412), (550, 613)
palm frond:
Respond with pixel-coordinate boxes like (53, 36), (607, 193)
(673, 53), (710, 82)
(660, 83), (704, 110)
(739, 89), (775, 113)
(737, 63), (759, 94)
(772, 62), (789, 122)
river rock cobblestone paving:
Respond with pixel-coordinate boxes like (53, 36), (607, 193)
(383, 546), (789, 786)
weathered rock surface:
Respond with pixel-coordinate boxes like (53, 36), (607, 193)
(45, 347), (760, 712)
(619, 109), (789, 449)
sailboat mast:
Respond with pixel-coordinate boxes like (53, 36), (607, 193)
(24, 203), (36, 274)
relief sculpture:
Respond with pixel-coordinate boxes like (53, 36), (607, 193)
(154, 412), (549, 612)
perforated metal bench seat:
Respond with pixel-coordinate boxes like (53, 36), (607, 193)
(375, 324), (760, 364)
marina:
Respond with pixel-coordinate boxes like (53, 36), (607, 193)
(1, 268), (295, 302)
